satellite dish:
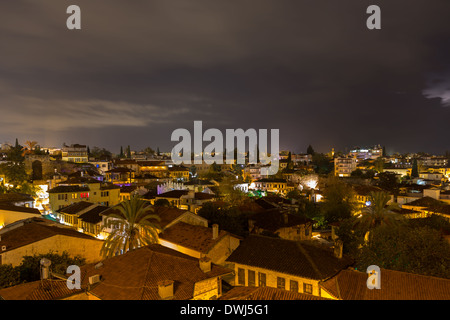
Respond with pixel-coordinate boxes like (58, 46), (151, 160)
(40, 258), (52, 267)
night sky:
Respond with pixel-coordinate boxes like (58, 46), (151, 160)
(1, 0), (449, 155)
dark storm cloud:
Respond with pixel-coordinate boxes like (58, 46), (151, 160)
(0, 0), (449, 153)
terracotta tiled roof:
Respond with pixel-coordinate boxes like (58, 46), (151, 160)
(106, 167), (134, 173)
(249, 209), (313, 232)
(156, 190), (188, 199)
(59, 176), (100, 185)
(220, 286), (330, 300)
(194, 192), (214, 200)
(405, 196), (446, 207)
(226, 235), (353, 280)
(120, 185), (138, 193)
(57, 201), (94, 215)
(0, 219), (100, 252)
(319, 268), (450, 300)
(159, 222), (229, 253)
(153, 206), (191, 229)
(428, 204), (450, 215)
(0, 204), (41, 215)
(137, 160), (166, 166)
(0, 279), (85, 300)
(48, 185), (90, 194)
(0, 193), (34, 204)
(101, 205), (191, 230)
(352, 185), (384, 196)
(78, 205), (109, 224)
(78, 245), (232, 300)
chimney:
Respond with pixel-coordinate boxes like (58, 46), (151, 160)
(158, 280), (174, 300)
(40, 258), (52, 280)
(212, 224), (219, 240)
(199, 256), (212, 273)
(333, 240), (343, 259)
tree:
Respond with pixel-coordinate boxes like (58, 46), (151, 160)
(357, 191), (403, 232)
(157, 147), (161, 156)
(374, 157), (384, 173)
(15, 252), (85, 284)
(307, 145), (315, 155)
(356, 224), (450, 279)
(101, 196), (161, 258)
(321, 176), (355, 223)
(0, 264), (21, 289)
(411, 158), (419, 178)
(126, 145), (131, 158)
(22, 140), (38, 157)
(197, 202), (250, 237)
(154, 198), (171, 207)
(89, 147), (112, 160)
(119, 146), (125, 158)
(312, 153), (333, 174)
(376, 171), (400, 196)
(142, 147), (155, 156)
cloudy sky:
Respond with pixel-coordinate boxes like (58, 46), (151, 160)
(1, 0), (449, 155)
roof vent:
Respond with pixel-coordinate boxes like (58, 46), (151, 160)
(199, 256), (212, 273)
(158, 280), (174, 300)
(1, 245), (6, 251)
(89, 274), (101, 285)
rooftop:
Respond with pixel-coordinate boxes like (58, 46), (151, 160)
(320, 268), (450, 300)
(0, 218), (100, 252)
(219, 286), (330, 300)
(226, 235), (353, 280)
(159, 222), (230, 253)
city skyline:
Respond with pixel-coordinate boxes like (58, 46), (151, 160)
(1, 1), (450, 155)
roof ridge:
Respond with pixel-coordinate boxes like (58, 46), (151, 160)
(295, 241), (324, 280)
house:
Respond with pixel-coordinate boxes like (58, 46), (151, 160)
(137, 160), (168, 178)
(225, 235), (353, 297)
(104, 167), (135, 184)
(168, 165), (190, 181)
(155, 189), (215, 213)
(0, 217), (103, 267)
(0, 204), (42, 228)
(88, 160), (112, 175)
(0, 193), (35, 208)
(319, 267), (450, 300)
(334, 156), (357, 177)
(61, 144), (88, 163)
(48, 180), (120, 212)
(158, 222), (241, 265)
(401, 196), (447, 218)
(248, 209), (313, 241)
(253, 178), (294, 195)
(0, 245), (233, 300)
(55, 201), (109, 238)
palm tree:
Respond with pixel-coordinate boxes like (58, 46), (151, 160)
(100, 196), (161, 258)
(21, 140), (38, 157)
(356, 191), (403, 242)
(359, 191), (403, 228)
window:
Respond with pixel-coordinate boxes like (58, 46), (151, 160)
(277, 277), (285, 290)
(248, 270), (256, 287)
(290, 280), (299, 292)
(258, 272), (266, 287)
(238, 268), (245, 285)
(305, 227), (310, 236)
(303, 283), (313, 294)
